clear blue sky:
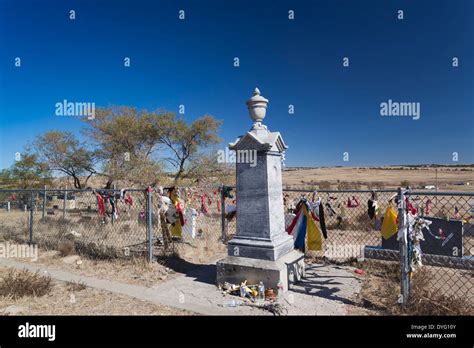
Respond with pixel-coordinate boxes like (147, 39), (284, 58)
(0, 0), (473, 169)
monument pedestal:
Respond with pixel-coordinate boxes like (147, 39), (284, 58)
(216, 88), (305, 293)
(216, 250), (304, 292)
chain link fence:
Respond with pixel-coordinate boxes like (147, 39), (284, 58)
(222, 188), (473, 313)
(0, 188), (147, 259)
(0, 186), (472, 313)
(401, 191), (473, 313)
(149, 185), (227, 264)
(0, 186), (226, 262)
(224, 188), (401, 260)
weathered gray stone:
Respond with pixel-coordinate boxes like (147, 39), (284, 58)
(217, 250), (304, 292)
(216, 88), (305, 292)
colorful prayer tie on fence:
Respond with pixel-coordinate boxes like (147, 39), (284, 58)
(286, 201), (322, 251)
(169, 189), (185, 238)
(94, 192), (105, 217)
(381, 206), (398, 240)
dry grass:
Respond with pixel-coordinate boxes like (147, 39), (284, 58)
(65, 280), (87, 292)
(32, 250), (174, 287)
(403, 268), (473, 315)
(0, 196), (227, 263)
(357, 260), (473, 315)
(0, 268), (52, 299)
(283, 166), (474, 191)
(0, 267), (193, 315)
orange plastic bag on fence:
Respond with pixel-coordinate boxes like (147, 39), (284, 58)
(381, 206), (398, 240)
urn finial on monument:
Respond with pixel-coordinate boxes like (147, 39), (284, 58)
(247, 87), (269, 131)
(229, 88), (288, 154)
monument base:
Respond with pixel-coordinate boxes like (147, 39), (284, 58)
(216, 250), (305, 293)
(227, 233), (295, 261)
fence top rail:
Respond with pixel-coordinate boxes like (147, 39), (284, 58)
(0, 187), (473, 197)
(281, 188), (398, 193)
(0, 185), (221, 193)
(0, 188), (147, 193)
(406, 191), (474, 197)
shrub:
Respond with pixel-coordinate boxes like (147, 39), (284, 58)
(318, 181), (331, 190)
(66, 280), (86, 292)
(359, 261), (472, 315)
(404, 268), (473, 315)
(0, 268), (52, 299)
(58, 239), (75, 256)
(120, 224), (131, 233)
(368, 181), (384, 190)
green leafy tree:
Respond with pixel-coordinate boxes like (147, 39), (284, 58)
(34, 131), (98, 189)
(84, 106), (164, 186)
(0, 153), (52, 189)
(85, 107), (222, 185)
(153, 113), (222, 183)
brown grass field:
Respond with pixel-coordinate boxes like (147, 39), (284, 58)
(47, 165), (474, 192)
(282, 166), (474, 191)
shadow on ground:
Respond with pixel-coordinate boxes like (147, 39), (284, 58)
(290, 264), (358, 306)
(155, 255), (217, 285)
(158, 258), (363, 305)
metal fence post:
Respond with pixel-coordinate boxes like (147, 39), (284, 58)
(147, 188), (153, 263)
(42, 185), (46, 219)
(112, 184), (116, 225)
(398, 187), (409, 307)
(220, 184), (227, 242)
(63, 186), (67, 219)
(29, 190), (34, 244)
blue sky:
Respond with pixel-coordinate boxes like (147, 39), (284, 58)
(0, 0), (473, 169)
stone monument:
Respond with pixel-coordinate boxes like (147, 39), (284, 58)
(216, 88), (305, 292)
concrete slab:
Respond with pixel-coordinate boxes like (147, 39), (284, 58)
(0, 258), (362, 316)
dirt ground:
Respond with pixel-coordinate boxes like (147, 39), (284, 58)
(2, 250), (471, 316)
(0, 266), (192, 316)
(0, 257), (365, 316)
